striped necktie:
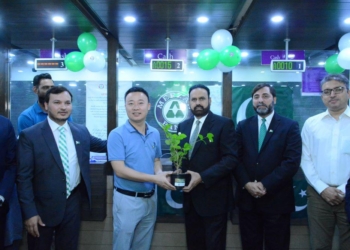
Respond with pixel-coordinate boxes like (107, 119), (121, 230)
(58, 126), (71, 198)
(188, 120), (201, 159)
(258, 118), (267, 151)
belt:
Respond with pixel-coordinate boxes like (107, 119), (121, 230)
(114, 187), (154, 198)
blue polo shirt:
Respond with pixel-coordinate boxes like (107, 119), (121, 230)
(18, 102), (72, 134)
(107, 120), (162, 192)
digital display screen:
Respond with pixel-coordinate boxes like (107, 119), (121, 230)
(150, 59), (184, 71)
(270, 60), (306, 72)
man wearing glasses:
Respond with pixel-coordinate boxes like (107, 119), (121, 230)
(301, 74), (350, 249)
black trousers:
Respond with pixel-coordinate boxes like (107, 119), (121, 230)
(0, 201), (9, 250)
(238, 209), (291, 250)
(27, 187), (81, 250)
(184, 203), (228, 250)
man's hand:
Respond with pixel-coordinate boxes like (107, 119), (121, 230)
(244, 182), (266, 198)
(154, 171), (176, 190)
(321, 187), (344, 206)
(183, 170), (202, 192)
(25, 215), (45, 237)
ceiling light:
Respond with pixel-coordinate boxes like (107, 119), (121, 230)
(271, 15), (284, 23)
(318, 61), (325, 66)
(261, 71), (265, 73)
(344, 18), (350, 24)
(192, 52), (199, 58)
(54, 52), (61, 58)
(27, 61), (34, 65)
(52, 16), (65, 23)
(197, 16), (209, 23)
(192, 61), (197, 64)
(124, 16), (136, 23)
(288, 54), (295, 59)
(145, 53), (153, 58)
(69, 83), (77, 87)
(18, 70), (23, 73)
(9, 53), (15, 57)
(241, 52), (249, 57)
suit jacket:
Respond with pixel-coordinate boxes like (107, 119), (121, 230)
(0, 116), (16, 201)
(345, 178), (350, 222)
(17, 119), (106, 226)
(177, 111), (238, 217)
(234, 113), (302, 214)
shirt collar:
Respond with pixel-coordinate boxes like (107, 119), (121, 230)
(322, 106), (350, 119)
(47, 116), (68, 131)
(193, 113), (209, 125)
(258, 110), (274, 124)
(126, 120), (150, 135)
(34, 101), (46, 114)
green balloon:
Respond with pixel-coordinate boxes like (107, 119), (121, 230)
(197, 49), (219, 70)
(77, 32), (97, 54)
(65, 51), (85, 72)
(325, 54), (344, 74)
(220, 45), (241, 67)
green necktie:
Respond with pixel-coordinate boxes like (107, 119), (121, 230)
(58, 126), (71, 198)
(258, 118), (266, 151)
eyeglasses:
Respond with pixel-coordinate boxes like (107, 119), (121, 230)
(322, 86), (347, 96)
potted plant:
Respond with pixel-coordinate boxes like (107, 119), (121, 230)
(162, 123), (214, 190)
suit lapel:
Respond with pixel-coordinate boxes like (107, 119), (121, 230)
(41, 120), (65, 174)
(191, 112), (214, 158)
(250, 116), (259, 153)
(260, 114), (281, 152)
(69, 122), (83, 167)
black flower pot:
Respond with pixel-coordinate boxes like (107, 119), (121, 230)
(170, 173), (191, 190)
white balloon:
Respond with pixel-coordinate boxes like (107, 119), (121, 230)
(216, 62), (235, 72)
(337, 48), (350, 69)
(83, 51), (106, 72)
(211, 29), (233, 52)
(338, 33), (350, 51)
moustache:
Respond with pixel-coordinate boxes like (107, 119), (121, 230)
(194, 105), (204, 109)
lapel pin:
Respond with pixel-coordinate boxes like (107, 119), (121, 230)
(269, 129), (273, 133)
(76, 141), (80, 145)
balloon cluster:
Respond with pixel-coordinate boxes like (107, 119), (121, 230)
(197, 29), (241, 72)
(324, 32), (350, 74)
(64, 33), (106, 72)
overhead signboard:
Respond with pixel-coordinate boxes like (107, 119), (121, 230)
(34, 58), (67, 70)
(261, 50), (305, 65)
(150, 59), (184, 71)
(270, 59), (306, 72)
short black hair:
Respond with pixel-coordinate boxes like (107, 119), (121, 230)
(320, 74), (349, 89)
(251, 83), (276, 98)
(189, 84), (210, 97)
(33, 73), (53, 87)
(45, 86), (73, 103)
(124, 87), (149, 102)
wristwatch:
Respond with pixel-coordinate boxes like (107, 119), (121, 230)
(0, 195), (4, 207)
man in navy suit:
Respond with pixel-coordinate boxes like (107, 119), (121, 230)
(0, 116), (17, 249)
(234, 83), (302, 250)
(177, 84), (238, 250)
(17, 86), (107, 250)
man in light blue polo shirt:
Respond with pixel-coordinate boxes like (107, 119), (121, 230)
(108, 86), (175, 250)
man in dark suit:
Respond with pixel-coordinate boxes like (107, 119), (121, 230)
(234, 83), (302, 250)
(17, 86), (106, 250)
(0, 116), (17, 249)
(177, 84), (237, 250)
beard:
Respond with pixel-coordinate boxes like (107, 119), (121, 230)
(190, 104), (210, 117)
(254, 102), (274, 116)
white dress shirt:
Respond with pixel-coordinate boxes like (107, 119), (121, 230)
(301, 106), (350, 194)
(47, 117), (81, 191)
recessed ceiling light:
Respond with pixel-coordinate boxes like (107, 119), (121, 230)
(124, 16), (136, 23)
(197, 16), (209, 23)
(271, 15), (284, 23)
(241, 52), (249, 57)
(54, 52), (61, 58)
(261, 71), (265, 73)
(192, 61), (197, 64)
(145, 53), (153, 58)
(344, 17), (350, 24)
(18, 70), (23, 73)
(52, 16), (65, 23)
(27, 61), (34, 65)
(318, 61), (325, 66)
(288, 54), (295, 59)
(9, 53), (15, 57)
(69, 83), (77, 87)
(192, 52), (199, 58)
